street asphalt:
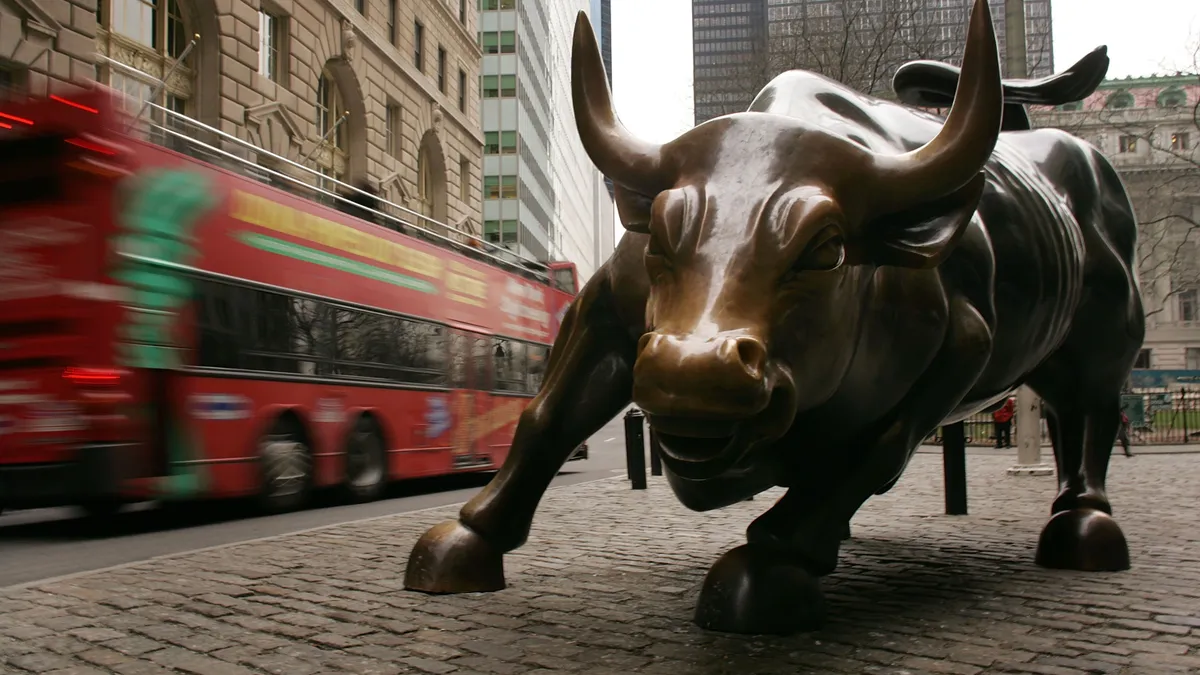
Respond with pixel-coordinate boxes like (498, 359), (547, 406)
(0, 414), (632, 588)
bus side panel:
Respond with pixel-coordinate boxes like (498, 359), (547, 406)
(482, 394), (528, 468)
(177, 374), (497, 499)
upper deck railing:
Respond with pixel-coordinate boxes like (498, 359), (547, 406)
(98, 56), (555, 286)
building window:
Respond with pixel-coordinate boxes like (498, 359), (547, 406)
(258, 11), (285, 82)
(483, 219), (518, 245)
(0, 67), (23, 100)
(354, 0), (364, 14)
(483, 131), (517, 154)
(1188, 348), (1200, 371)
(110, 71), (154, 115)
(481, 74), (516, 98)
(1180, 289), (1198, 322)
(458, 69), (467, 111)
(386, 103), (401, 158)
(1118, 135), (1138, 154)
(1106, 90), (1134, 109)
(1171, 132), (1190, 151)
(386, 0), (396, 44)
(459, 0), (466, 24)
(315, 70), (348, 183)
(414, 21), (424, 71)
(483, 175), (517, 199)
(1134, 349), (1151, 369)
(480, 31), (515, 54)
(98, 0), (193, 118)
(1158, 87), (1187, 108)
(437, 47), (447, 92)
(459, 157), (470, 203)
(481, 0), (516, 9)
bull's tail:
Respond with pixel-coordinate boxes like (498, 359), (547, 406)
(892, 46), (1110, 131)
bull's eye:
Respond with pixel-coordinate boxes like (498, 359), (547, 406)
(793, 227), (846, 273)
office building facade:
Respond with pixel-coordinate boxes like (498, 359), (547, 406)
(479, 0), (614, 281)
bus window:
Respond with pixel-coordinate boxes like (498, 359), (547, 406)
(493, 339), (526, 393)
(527, 344), (548, 394)
(472, 334), (492, 391)
(451, 329), (468, 386)
(553, 267), (576, 294)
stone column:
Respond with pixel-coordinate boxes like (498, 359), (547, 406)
(1007, 385), (1053, 476)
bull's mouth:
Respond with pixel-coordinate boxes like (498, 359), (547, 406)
(643, 373), (798, 481)
(652, 425), (742, 480)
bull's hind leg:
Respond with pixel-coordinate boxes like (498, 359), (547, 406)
(1027, 302), (1139, 573)
(693, 294), (993, 635)
(1028, 370), (1131, 572)
(404, 274), (635, 593)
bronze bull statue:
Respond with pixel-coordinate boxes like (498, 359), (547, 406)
(405, 0), (1144, 635)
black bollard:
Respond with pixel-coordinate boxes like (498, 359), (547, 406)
(942, 421), (968, 515)
(623, 408), (647, 490)
(648, 428), (663, 476)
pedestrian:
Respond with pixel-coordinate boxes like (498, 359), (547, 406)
(993, 397), (1015, 448)
(1116, 407), (1133, 457)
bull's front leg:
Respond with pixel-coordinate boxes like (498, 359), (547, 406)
(693, 295), (993, 635)
(404, 274), (636, 593)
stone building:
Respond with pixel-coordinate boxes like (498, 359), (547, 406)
(0, 0), (484, 234)
(1032, 75), (1200, 370)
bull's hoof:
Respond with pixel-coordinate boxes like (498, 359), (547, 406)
(693, 544), (826, 635)
(404, 520), (506, 593)
(1035, 508), (1130, 572)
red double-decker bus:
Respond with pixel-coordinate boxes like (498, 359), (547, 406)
(0, 85), (582, 518)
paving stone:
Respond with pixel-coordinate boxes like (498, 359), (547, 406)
(0, 454), (1197, 674)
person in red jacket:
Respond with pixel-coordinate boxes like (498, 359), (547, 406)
(993, 397), (1015, 448)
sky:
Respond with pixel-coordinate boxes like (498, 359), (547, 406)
(606, 0), (1200, 248)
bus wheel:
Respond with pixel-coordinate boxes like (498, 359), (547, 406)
(258, 419), (312, 513)
(344, 416), (386, 503)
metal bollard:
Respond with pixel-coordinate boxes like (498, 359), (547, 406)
(623, 408), (647, 490)
(941, 421), (968, 515)
(648, 427), (663, 476)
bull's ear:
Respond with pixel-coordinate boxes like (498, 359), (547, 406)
(865, 172), (986, 269)
(614, 184), (655, 234)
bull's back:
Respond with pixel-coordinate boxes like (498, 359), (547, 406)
(956, 129), (1140, 406)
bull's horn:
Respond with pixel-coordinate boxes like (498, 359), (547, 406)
(571, 12), (670, 196)
(869, 0), (1002, 214)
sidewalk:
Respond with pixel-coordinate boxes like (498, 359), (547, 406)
(1, 453), (1198, 674)
(915, 443), (1200, 454)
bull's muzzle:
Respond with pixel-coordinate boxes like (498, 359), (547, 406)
(633, 332), (772, 421)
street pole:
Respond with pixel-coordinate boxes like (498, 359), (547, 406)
(1007, 385), (1054, 476)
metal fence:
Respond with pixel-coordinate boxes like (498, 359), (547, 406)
(922, 389), (1200, 447)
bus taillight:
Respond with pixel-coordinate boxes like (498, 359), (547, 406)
(63, 367), (124, 387)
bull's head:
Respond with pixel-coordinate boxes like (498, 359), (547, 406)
(572, 0), (1002, 479)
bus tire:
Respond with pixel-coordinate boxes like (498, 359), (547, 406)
(344, 415), (387, 503)
(258, 416), (313, 514)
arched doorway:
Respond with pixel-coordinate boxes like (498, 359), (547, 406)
(416, 130), (448, 223)
(94, 0), (220, 128)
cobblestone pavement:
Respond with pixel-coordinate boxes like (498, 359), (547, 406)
(1, 453), (1198, 674)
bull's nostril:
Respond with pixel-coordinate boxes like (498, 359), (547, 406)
(733, 337), (766, 377)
